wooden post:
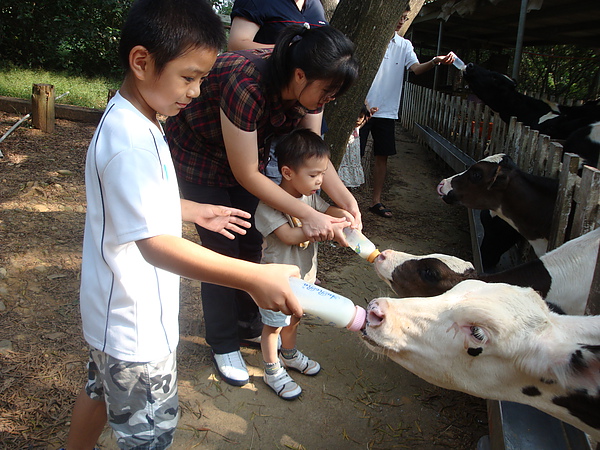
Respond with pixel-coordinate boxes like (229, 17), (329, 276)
(31, 83), (55, 133)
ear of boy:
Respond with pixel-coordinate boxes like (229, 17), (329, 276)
(281, 165), (294, 181)
(129, 45), (152, 80)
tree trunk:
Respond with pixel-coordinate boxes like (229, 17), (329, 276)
(323, 0), (425, 167)
(320, 0), (339, 21)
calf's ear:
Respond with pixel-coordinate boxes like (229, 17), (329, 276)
(525, 343), (600, 392)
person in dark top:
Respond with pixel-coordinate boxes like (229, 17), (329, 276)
(166, 25), (361, 387)
(228, 0), (328, 51)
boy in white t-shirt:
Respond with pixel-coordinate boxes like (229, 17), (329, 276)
(255, 129), (352, 400)
(65, 0), (302, 447)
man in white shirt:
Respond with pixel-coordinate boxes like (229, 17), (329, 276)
(361, 8), (455, 218)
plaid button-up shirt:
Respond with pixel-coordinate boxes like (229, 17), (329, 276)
(166, 49), (319, 188)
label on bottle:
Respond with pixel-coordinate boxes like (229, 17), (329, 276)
(289, 278), (356, 328)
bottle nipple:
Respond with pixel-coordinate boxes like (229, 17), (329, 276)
(367, 249), (381, 263)
(347, 305), (367, 332)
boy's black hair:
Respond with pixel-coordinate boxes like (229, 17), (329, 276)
(275, 129), (330, 172)
(267, 25), (359, 101)
(119, 0), (226, 75)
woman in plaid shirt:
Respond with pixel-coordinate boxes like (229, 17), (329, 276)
(166, 24), (360, 387)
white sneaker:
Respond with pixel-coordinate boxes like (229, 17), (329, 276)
(212, 350), (249, 386)
(281, 350), (321, 376)
(264, 367), (302, 400)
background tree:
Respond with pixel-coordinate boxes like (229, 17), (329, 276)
(0, 1), (130, 78)
(0, 0), (230, 78)
(518, 46), (600, 100)
(321, 0), (339, 21)
(324, 0), (425, 167)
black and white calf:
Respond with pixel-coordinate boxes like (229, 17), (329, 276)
(363, 280), (600, 440)
(463, 63), (600, 167)
(437, 153), (558, 258)
(373, 227), (600, 316)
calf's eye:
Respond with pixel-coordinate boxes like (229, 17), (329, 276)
(470, 326), (486, 342)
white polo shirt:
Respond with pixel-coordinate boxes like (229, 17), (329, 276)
(366, 34), (419, 120)
(80, 93), (182, 362)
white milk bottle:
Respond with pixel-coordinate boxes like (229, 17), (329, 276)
(288, 277), (366, 332)
(343, 227), (381, 263)
(451, 52), (466, 71)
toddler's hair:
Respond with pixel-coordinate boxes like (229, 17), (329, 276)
(275, 129), (330, 172)
(359, 104), (371, 120)
(119, 0), (226, 75)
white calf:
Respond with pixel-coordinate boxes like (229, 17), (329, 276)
(363, 280), (600, 440)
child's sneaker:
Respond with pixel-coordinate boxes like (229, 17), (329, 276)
(264, 367), (302, 400)
(280, 350), (321, 376)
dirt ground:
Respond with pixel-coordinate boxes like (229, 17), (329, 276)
(0, 111), (487, 449)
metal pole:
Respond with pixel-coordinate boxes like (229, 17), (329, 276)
(512, 0), (528, 80)
(433, 20), (443, 91)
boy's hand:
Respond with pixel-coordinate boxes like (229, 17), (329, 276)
(181, 200), (251, 239)
(345, 204), (362, 232)
(332, 220), (352, 247)
(300, 209), (348, 242)
(248, 264), (303, 317)
(337, 209), (356, 227)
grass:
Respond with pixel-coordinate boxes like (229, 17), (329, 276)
(0, 65), (121, 110)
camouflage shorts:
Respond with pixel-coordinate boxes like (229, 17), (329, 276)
(86, 348), (179, 449)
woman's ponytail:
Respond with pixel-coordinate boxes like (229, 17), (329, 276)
(266, 25), (359, 99)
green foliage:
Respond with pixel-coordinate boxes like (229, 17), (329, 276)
(461, 46), (599, 102)
(212, 0), (233, 15)
(519, 46), (600, 101)
(0, 0), (230, 79)
(0, 1), (131, 78)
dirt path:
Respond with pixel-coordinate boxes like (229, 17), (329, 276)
(0, 113), (486, 448)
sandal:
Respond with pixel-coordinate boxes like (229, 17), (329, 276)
(369, 203), (392, 218)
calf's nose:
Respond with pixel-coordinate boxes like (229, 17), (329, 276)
(367, 300), (386, 327)
(436, 180), (447, 197)
(376, 250), (390, 262)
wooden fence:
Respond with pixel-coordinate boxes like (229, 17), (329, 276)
(401, 81), (600, 249)
(401, 81), (600, 449)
